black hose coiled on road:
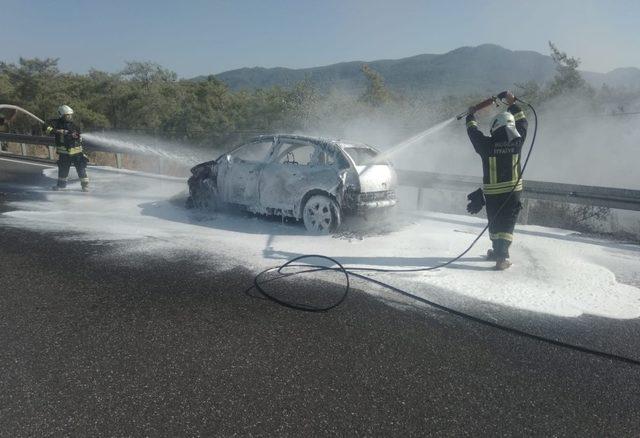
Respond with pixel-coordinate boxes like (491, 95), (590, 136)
(250, 100), (640, 367)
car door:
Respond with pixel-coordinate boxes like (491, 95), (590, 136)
(218, 139), (275, 206)
(258, 139), (338, 214)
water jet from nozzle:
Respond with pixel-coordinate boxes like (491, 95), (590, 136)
(83, 132), (208, 166)
(373, 117), (457, 164)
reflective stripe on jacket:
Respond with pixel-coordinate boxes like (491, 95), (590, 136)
(466, 104), (528, 195)
(45, 118), (83, 155)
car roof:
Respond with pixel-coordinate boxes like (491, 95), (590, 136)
(249, 134), (379, 153)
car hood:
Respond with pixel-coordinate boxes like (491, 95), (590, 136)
(354, 165), (397, 192)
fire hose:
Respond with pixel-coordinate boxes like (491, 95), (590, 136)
(0, 104), (45, 125)
(249, 94), (640, 367)
(3, 101), (637, 366)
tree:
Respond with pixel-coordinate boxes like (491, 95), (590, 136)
(547, 42), (590, 97)
(359, 64), (393, 107)
(120, 61), (177, 85)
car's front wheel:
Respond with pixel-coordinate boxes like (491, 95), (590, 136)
(302, 195), (341, 234)
(186, 177), (218, 210)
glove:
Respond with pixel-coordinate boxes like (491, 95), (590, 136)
(497, 91), (516, 105)
(466, 188), (485, 214)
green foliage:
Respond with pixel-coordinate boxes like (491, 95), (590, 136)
(546, 41), (591, 98)
(0, 45), (633, 150)
(0, 58), (315, 147)
(359, 64), (393, 107)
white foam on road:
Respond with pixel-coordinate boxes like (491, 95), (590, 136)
(0, 156), (54, 167)
(2, 167), (639, 320)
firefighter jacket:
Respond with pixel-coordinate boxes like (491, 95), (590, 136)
(45, 118), (83, 155)
(466, 104), (528, 195)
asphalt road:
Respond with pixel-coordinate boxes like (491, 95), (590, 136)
(1, 156), (640, 437)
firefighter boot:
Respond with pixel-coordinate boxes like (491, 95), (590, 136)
(487, 248), (511, 261)
(52, 177), (67, 191)
(80, 178), (89, 192)
(495, 258), (513, 270)
(492, 240), (512, 270)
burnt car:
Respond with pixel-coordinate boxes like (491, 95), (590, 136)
(186, 135), (397, 233)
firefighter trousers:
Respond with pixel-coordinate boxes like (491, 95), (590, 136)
(485, 191), (522, 259)
(57, 153), (89, 188)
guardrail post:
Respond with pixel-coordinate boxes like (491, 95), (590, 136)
(520, 198), (530, 225)
(20, 143), (27, 156)
(48, 146), (55, 160)
(417, 188), (424, 210)
(115, 153), (123, 169)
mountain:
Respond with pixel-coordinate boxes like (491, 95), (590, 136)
(582, 67), (640, 89)
(206, 44), (640, 96)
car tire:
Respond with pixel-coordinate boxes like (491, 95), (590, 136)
(302, 194), (341, 234)
(188, 178), (218, 210)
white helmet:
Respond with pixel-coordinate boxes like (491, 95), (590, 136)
(490, 111), (520, 142)
(58, 105), (74, 117)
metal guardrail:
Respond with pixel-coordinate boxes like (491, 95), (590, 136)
(0, 132), (130, 153)
(0, 132), (130, 168)
(2, 132), (640, 211)
(397, 170), (640, 212)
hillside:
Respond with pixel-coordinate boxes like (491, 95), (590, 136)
(209, 44), (640, 96)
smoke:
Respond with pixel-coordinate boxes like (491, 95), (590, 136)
(88, 88), (640, 195)
(525, 94), (640, 189)
(296, 90), (640, 190)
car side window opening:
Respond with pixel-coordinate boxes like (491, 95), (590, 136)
(230, 140), (274, 163)
(276, 142), (319, 166)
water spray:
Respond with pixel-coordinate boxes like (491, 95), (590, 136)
(82, 132), (206, 166)
(0, 103), (207, 166)
(360, 91), (511, 179)
(372, 117), (456, 164)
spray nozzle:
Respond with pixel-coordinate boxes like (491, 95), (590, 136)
(496, 90), (519, 105)
(455, 96), (497, 120)
(456, 91), (520, 121)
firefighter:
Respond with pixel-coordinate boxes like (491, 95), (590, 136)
(44, 105), (89, 191)
(465, 91), (527, 270)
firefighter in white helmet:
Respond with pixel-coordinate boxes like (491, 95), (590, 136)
(44, 105), (89, 191)
(465, 91), (528, 270)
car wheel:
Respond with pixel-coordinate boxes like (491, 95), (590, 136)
(302, 195), (341, 234)
(189, 178), (218, 210)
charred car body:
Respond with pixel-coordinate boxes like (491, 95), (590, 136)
(186, 135), (397, 233)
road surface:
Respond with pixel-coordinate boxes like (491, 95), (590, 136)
(1, 156), (639, 437)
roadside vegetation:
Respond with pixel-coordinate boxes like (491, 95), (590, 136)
(1, 43), (638, 237)
(1, 43), (636, 149)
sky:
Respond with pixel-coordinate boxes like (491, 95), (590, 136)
(1, 0), (638, 78)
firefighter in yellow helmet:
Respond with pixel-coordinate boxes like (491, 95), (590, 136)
(44, 105), (89, 191)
